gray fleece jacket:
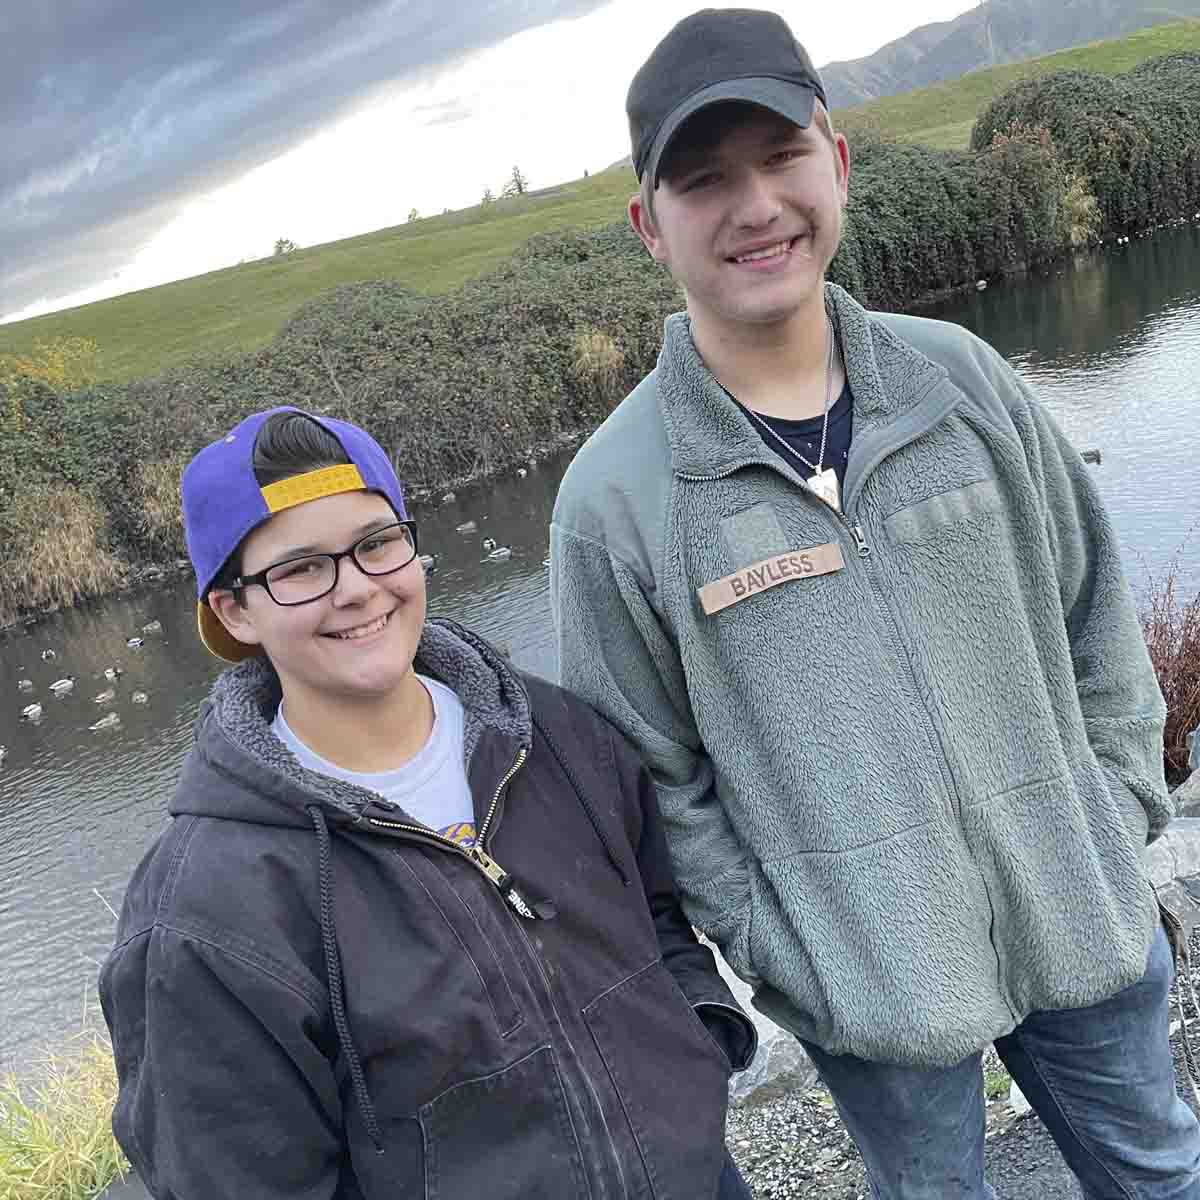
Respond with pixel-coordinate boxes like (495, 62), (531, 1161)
(550, 283), (1171, 1068)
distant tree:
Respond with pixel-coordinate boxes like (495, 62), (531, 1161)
(502, 165), (529, 197)
(273, 237), (297, 255)
(583, 168), (589, 178)
(408, 208), (420, 223)
(481, 186), (495, 206)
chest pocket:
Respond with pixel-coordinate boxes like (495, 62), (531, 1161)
(399, 849), (523, 1038)
(720, 502), (791, 568)
(883, 478), (1002, 545)
(420, 1045), (590, 1200)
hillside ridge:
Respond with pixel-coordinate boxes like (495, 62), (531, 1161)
(822, 0), (1200, 107)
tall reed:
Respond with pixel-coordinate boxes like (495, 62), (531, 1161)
(1140, 562), (1200, 780)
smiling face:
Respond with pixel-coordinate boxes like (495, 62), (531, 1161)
(630, 102), (849, 343)
(208, 489), (427, 714)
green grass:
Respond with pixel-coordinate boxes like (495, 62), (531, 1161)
(0, 169), (639, 382)
(983, 1064), (1013, 1102)
(2, 19), (1198, 383)
(836, 18), (1200, 148)
(0, 1033), (128, 1199)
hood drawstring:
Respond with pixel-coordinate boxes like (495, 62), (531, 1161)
(532, 716), (632, 886)
(308, 805), (385, 1153)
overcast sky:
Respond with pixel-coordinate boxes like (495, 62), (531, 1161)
(1, 0), (975, 324)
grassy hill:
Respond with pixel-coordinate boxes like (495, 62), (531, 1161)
(838, 17), (1200, 151)
(2, 18), (1198, 383)
(821, 0), (1200, 109)
(0, 172), (639, 383)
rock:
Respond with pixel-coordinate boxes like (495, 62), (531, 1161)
(1148, 818), (1200, 940)
(1174, 772), (1200, 819)
(1167, 818), (1200, 880)
(1189, 729), (1199, 773)
(709, 944), (820, 1103)
(1157, 878), (1200, 941)
(1008, 1080), (1032, 1116)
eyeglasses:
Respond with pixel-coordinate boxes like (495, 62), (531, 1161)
(233, 521), (419, 606)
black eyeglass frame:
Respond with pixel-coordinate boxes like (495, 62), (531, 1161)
(231, 520), (420, 607)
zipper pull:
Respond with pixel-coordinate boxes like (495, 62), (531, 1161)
(470, 845), (510, 887)
(851, 525), (872, 559)
(502, 878), (557, 921)
(471, 846), (556, 920)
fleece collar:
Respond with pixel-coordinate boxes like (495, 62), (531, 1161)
(171, 618), (531, 826)
(656, 283), (951, 482)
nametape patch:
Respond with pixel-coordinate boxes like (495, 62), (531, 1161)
(697, 543), (845, 616)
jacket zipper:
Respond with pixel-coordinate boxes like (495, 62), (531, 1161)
(678, 460), (962, 817)
(365, 747), (548, 919)
(835, 516), (962, 817)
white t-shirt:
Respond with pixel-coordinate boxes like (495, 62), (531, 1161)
(272, 675), (477, 847)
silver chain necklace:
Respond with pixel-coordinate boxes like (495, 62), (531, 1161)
(738, 319), (842, 511)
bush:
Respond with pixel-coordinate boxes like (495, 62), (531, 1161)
(830, 133), (1069, 308)
(1140, 563), (1200, 782)
(971, 55), (1200, 237)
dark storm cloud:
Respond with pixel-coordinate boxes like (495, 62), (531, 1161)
(0, 0), (607, 317)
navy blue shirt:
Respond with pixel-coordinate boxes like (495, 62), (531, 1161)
(729, 380), (854, 490)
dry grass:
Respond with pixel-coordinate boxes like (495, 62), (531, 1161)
(0, 485), (125, 627)
(1140, 563), (1200, 780)
(0, 1033), (128, 1200)
(570, 327), (625, 406)
(133, 456), (188, 560)
(1064, 173), (1103, 247)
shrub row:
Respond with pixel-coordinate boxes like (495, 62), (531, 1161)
(2, 55), (1199, 628)
(971, 53), (1200, 236)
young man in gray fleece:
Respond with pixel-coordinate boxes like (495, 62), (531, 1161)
(551, 7), (1200, 1197)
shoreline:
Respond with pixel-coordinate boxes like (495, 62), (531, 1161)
(4, 218), (1198, 637)
(0, 427), (588, 639)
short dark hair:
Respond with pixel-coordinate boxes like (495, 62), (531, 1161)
(210, 411), (350, 593)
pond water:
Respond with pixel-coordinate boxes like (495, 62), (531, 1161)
(1, 221), (1198, 1070)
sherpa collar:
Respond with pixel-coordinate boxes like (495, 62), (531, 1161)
(656, 283), (949, 480)
(171, 618), (531, 825)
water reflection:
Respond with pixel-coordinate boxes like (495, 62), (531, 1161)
(3, 223), (1200, 1069)
(926, 223), (1200, 369)
(923, 222), (1200, 590)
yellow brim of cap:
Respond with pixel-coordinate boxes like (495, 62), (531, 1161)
(197, 601), (263, 664)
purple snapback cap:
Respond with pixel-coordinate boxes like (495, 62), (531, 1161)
(181, 406), (407, 662)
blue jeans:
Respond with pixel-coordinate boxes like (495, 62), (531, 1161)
(717, 1153), (753, 1199)
(801, 926), (1200, 1199)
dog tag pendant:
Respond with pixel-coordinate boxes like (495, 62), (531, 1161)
(808, 467), (841, 512)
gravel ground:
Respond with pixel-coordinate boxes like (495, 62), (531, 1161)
(725, 927), (1200, 1199)
(725, 1075), (1086, 1200)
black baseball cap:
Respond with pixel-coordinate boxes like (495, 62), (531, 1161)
(627, 8), (828, 184)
